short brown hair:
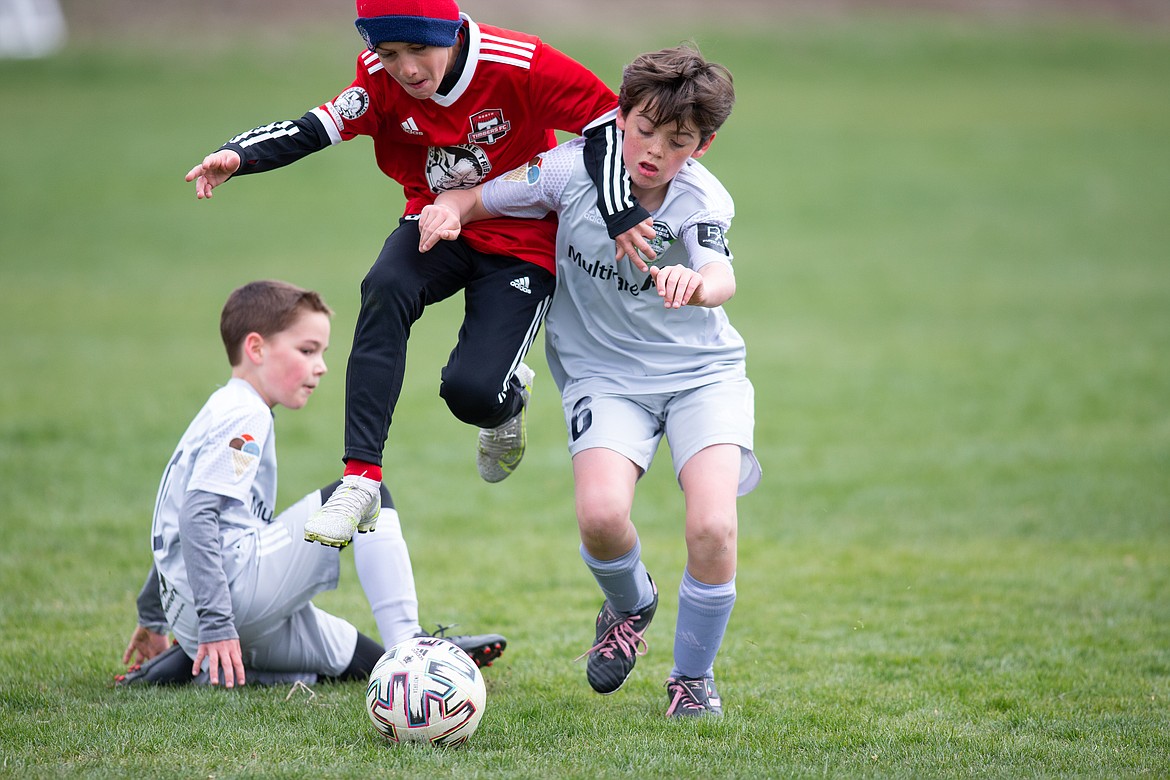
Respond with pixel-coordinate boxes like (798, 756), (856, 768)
(220, 280), (333, 366)
(618, 44), (735, 145)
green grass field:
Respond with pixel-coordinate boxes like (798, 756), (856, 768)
(2, 13), (1169, 778)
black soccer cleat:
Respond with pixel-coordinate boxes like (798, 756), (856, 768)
(114, 643), (194, 687)
(665, 675), (724, 718)
(576, 574), (658, 695)
(417, 626), (507, 668)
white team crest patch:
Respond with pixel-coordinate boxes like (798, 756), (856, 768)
(334, 87), (370, 120)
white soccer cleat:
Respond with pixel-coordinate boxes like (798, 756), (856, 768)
(303, 474), (380, 548)
(476, 362), (535, 483)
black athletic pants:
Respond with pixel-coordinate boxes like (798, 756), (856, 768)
(344, 218), (555, 467)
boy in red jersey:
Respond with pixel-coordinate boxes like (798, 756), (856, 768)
(186, 0), (655, 548)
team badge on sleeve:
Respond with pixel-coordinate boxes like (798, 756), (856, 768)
(696, 223), (729, 255)
(502, 156), (543, 184)
(228, 433), (260, 477)
(334, 87), (370, 121)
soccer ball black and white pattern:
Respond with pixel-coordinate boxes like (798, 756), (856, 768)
(365, 636), (487, 747)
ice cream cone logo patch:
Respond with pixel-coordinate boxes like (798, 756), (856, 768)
(228, 434), (260, 476)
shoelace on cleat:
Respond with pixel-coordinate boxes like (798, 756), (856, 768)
(665, 680), (708, 715)
(324, 483), (375, 518)
(575, 617), (650, 662)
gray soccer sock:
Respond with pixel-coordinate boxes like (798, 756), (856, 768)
(670, 569), (736, 679)
(580, 538), (654, 615)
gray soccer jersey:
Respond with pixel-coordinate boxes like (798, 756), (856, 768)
(481, 137), (746, 395)
(150, 378), (278, 631)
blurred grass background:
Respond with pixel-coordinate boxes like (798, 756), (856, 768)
(1, 2), (1168, 776)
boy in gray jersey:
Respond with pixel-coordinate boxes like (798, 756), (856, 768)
(418, 45), (758, 717)
(118, 281), (504, 688)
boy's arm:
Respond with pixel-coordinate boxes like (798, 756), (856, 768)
(135, 564), (169, 635)
(421, 140), (575, 252)
(185, 111), (334, 199)
(178, 489), (246, 687)
(417, 187), (494, 252)
(649, 217), (737, 308)
(582, 115), (656, 269)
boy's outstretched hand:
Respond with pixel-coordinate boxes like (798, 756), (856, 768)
(185, 150), (242, 199)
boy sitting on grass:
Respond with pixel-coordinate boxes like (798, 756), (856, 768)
(119, 280), (504, 687)
(418, 45), (759, 717)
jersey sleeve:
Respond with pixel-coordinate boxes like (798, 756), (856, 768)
(186, 405), (272, 505)
(310, 51), (387, 142)
(583, 111), (652, 239)
(480, 139), (577, 220)
(681, 211), (735, 272)
(220, 112), (334, 176)
(178, 489), (239, 644)
(135, 565), (168, 634)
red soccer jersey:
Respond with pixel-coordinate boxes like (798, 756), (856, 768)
(311, 15), (617, 274)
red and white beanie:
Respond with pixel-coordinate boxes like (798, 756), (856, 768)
(354, 0), (462, 50)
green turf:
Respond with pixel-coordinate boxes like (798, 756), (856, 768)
(1, 16), (1168, 778)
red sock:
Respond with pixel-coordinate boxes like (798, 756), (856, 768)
(344, 460), (382, 483)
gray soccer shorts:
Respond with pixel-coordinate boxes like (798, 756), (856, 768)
(560, 376), (761, 496)
(168, 489), (359, 677)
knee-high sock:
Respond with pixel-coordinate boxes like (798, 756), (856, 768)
(353, 506), (420, 647)
(671, 569), (736, 679)
(580, 538), (654, 615)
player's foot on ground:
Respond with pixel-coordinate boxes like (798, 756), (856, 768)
(114, 643), (193, 687)
(476, 362), (535, 483)
(665, 675), (724, 718)
(417, 627), (508, 668)
(576, 575), (658, 694)
(303, 474), (380, 548)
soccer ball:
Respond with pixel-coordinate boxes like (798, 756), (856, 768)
(365, 636), (487, 747)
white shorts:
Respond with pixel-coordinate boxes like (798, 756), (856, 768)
(168, 489), (361, 677)
(560, 376), (762, 496)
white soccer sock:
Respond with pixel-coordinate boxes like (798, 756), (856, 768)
(353, 507), (421, 647)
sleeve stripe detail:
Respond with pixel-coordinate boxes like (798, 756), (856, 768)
(480, 40), (536, 59)
(359, 50), (384, 74)
(230, 121), (301, 149)
(600, 123), (633, 215)
(480, 32), (536, 52)
(310, 106), (343, 145)
(479, 52), (532, 69)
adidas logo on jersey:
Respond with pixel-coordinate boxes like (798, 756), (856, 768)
(400, 116), (423, 135)
(510, 276), (532, 294)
